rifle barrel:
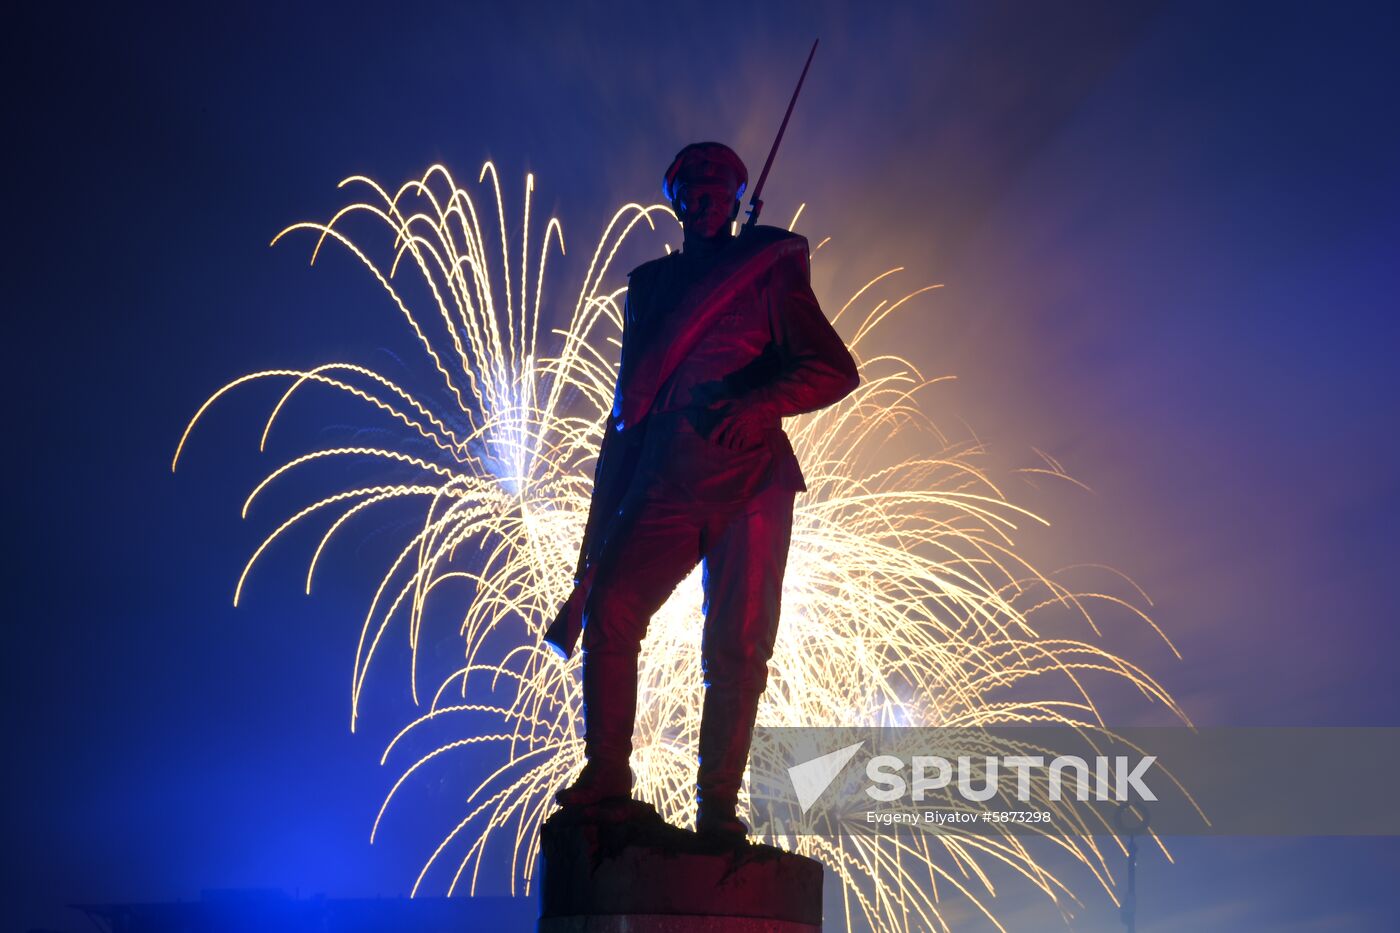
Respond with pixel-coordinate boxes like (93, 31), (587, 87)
(745, 38), (819, 229)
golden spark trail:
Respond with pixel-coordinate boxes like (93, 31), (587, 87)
(173, 162), (1189, 932)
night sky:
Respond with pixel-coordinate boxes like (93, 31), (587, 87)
(10, 2), (1400, 930)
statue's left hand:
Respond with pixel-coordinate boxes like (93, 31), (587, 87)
(708, 399), (770, 450)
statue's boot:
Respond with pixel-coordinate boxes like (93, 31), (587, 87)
(556, 648), (637, 808)
(695, 680), (763, 842)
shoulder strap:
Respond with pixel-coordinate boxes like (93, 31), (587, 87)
(616, 227), (808, 429)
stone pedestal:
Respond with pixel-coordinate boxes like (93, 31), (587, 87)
(538, 800), (822, 932)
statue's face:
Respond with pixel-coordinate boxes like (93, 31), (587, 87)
(673, 163), (741, 240)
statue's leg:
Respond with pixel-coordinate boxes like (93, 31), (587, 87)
(694, 480), (796, 838)
(557, 488), (704, 808)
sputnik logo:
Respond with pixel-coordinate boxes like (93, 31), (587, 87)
(788, 741), (865, 813)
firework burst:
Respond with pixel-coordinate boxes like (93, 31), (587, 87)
(173, 162), (1189, 932)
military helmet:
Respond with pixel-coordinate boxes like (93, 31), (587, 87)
(662, 142), (749, 202)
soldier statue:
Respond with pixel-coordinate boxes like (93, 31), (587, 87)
(545, 141), (859, 842)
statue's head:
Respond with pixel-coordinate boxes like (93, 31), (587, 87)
(663, 142), (748, 241)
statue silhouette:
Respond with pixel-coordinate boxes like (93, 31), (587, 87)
(548, 141), (859, 842)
